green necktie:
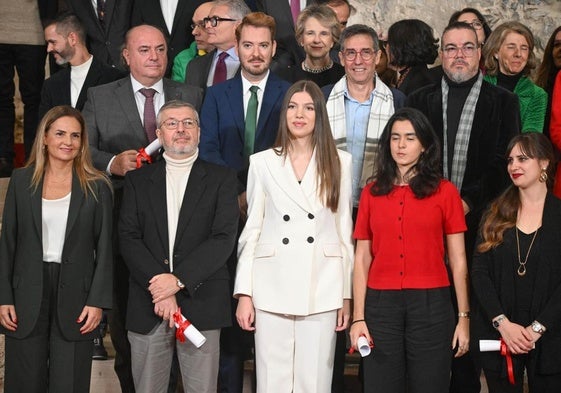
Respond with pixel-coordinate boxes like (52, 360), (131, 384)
(244, 85), (259, 161)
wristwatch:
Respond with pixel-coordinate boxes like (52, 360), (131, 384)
(176, 277), (186, 290)
(492, 315), (506, 330)
(531, 320), (546, 334)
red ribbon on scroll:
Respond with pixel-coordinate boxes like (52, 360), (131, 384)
(500, 338), (515, 385)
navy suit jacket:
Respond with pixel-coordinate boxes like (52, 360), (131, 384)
(199, 72), (290, 191)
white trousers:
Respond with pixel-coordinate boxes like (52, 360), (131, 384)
(254, 308), (337, 393)
(128, 321), (220, 393)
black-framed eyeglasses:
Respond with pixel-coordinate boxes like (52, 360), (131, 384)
(341, 48), (376, 61)
(203, 16), (237, 27)
(191, 21), (205, 30)
(160, 118), (199, 130)
(442, 44), (479, 58)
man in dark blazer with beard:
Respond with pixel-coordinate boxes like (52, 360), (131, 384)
(406, 21), (520, 393)
(39, 13), (123, 121)
(119, 100), (239, 392)
(83, 24), (202, 393)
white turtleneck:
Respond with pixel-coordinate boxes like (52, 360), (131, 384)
(164, 150), (198, 271)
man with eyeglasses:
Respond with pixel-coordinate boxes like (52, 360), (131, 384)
(322, 23), (404, 393)
(171, 2), (216, 83)
(199, 12), (290, 392)
(120, 99), (239, 393)
(83, 24), (203, 393)
(131, 0), (206, 77)
(406, 21), (520, 393)
(185, 0), (251, 91)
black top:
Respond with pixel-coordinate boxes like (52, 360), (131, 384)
(496, 71), (523, 93)
(275, 62), (346, 87)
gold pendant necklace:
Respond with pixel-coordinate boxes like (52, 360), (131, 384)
(515, 227), (538, 277)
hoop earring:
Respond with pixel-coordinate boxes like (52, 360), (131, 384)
(539, 168), (548, 183)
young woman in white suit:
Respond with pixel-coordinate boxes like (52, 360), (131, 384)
(234, 80), (354, 393)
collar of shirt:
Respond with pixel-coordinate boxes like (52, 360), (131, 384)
(216, 47), (239, 62)
(130, 75), (164, 96)
(241, 71), (269, 123)
(343, 79), (376, 106)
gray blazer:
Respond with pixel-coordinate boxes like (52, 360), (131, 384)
(0, 167), (113, 341)
(82, 76), (203, 187)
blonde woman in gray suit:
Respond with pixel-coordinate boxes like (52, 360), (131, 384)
(234, 80), (353, 393)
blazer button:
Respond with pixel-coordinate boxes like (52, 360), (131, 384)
(164, 259), (169, 265)
(282, 238), (289, 245)
(307, 236), (314, 243)
(283, 214), (290, 221)
(308, 213), (314, 219)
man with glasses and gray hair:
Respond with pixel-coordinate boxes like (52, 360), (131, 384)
(119, 100), (239, 393)
(185, 0), (251, 91)
(321, 23), (404, 393)
(406, 21), (520, 393)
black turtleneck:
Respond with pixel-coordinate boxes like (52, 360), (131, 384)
(444, 72), (480, 177)
(496, 71), (523, 93)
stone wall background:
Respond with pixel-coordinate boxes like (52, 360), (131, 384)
(350, 0), (561, 61)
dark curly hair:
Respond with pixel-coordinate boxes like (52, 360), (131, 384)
(370, 107), (442, 199)
(387, 19), (439, 67)
(448, 8), (492, 45)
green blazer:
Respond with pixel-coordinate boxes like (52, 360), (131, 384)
(0, 166), (113, 340)
(485, 74), (548, 133)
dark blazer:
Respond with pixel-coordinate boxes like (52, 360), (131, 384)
(119, 158), (239, 333)
(199, 72), (290, 190)
(184, 49), (216, 91)
(397, 64), (435, 96)
(83, 76), (203, 188)
(38, 56), (123, 120)
(0, 166), (113, 341)
(64, 0), (133, 69)
(131, 0), (205, 77)
(405, 77), (521, 214)
(472, 193), (561, 375)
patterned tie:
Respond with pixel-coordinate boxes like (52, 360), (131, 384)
(244, 86), (259, 161)
(139, 88), (157, 142)
(213, 52), (229, 85)
(290, 0), (300, 24)
(97, 0), (106, 27)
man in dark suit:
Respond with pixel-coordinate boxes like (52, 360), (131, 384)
(405, 22), (521, 393)
(199, 12), (290, 393)
(119, 100), (239, 392)
(131, 0), (205, 77)
(83, 24), (203, 393)
(64, 0), (133, 70)
(184, 0), (250, 91)
(39, 13), (123, 121)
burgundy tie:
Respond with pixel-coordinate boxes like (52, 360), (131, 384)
(213, 52), (229, 85)
(140, 88), (157, 142)
(97, 0), (106, 27)
(290, 0), (300, 24)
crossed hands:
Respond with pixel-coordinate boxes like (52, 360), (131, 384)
(149, 273), (181, 327)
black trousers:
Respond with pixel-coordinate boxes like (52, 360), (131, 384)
(362, 288), (455, 393)
(0, 43), (45, 160)
(4, 263), (94, 393)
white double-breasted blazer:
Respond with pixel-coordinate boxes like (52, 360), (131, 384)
(234, 148), (354, 316)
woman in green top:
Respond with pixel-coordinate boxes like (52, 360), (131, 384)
(483, 21), (547, 133)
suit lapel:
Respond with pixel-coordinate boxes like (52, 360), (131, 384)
(64, 174), (85, 242)
(256, 75), (283, 139)
(265, 151), (315, 212)
(30, 176), (44, 242)
(148, 163), (170, 252)
(60, 68), (72, 108)
(170, 0), (187, 40)
(174, 159), (207, 244)
(163, 79), (182, 101)
(225, 78), (246, 140)
(76, 57), (101, 110)
(115, 78), (146, 143)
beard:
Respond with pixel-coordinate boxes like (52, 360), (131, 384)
(444, 60), (478, 83)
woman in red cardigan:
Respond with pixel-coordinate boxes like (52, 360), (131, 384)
(350, 107), (470, 393)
